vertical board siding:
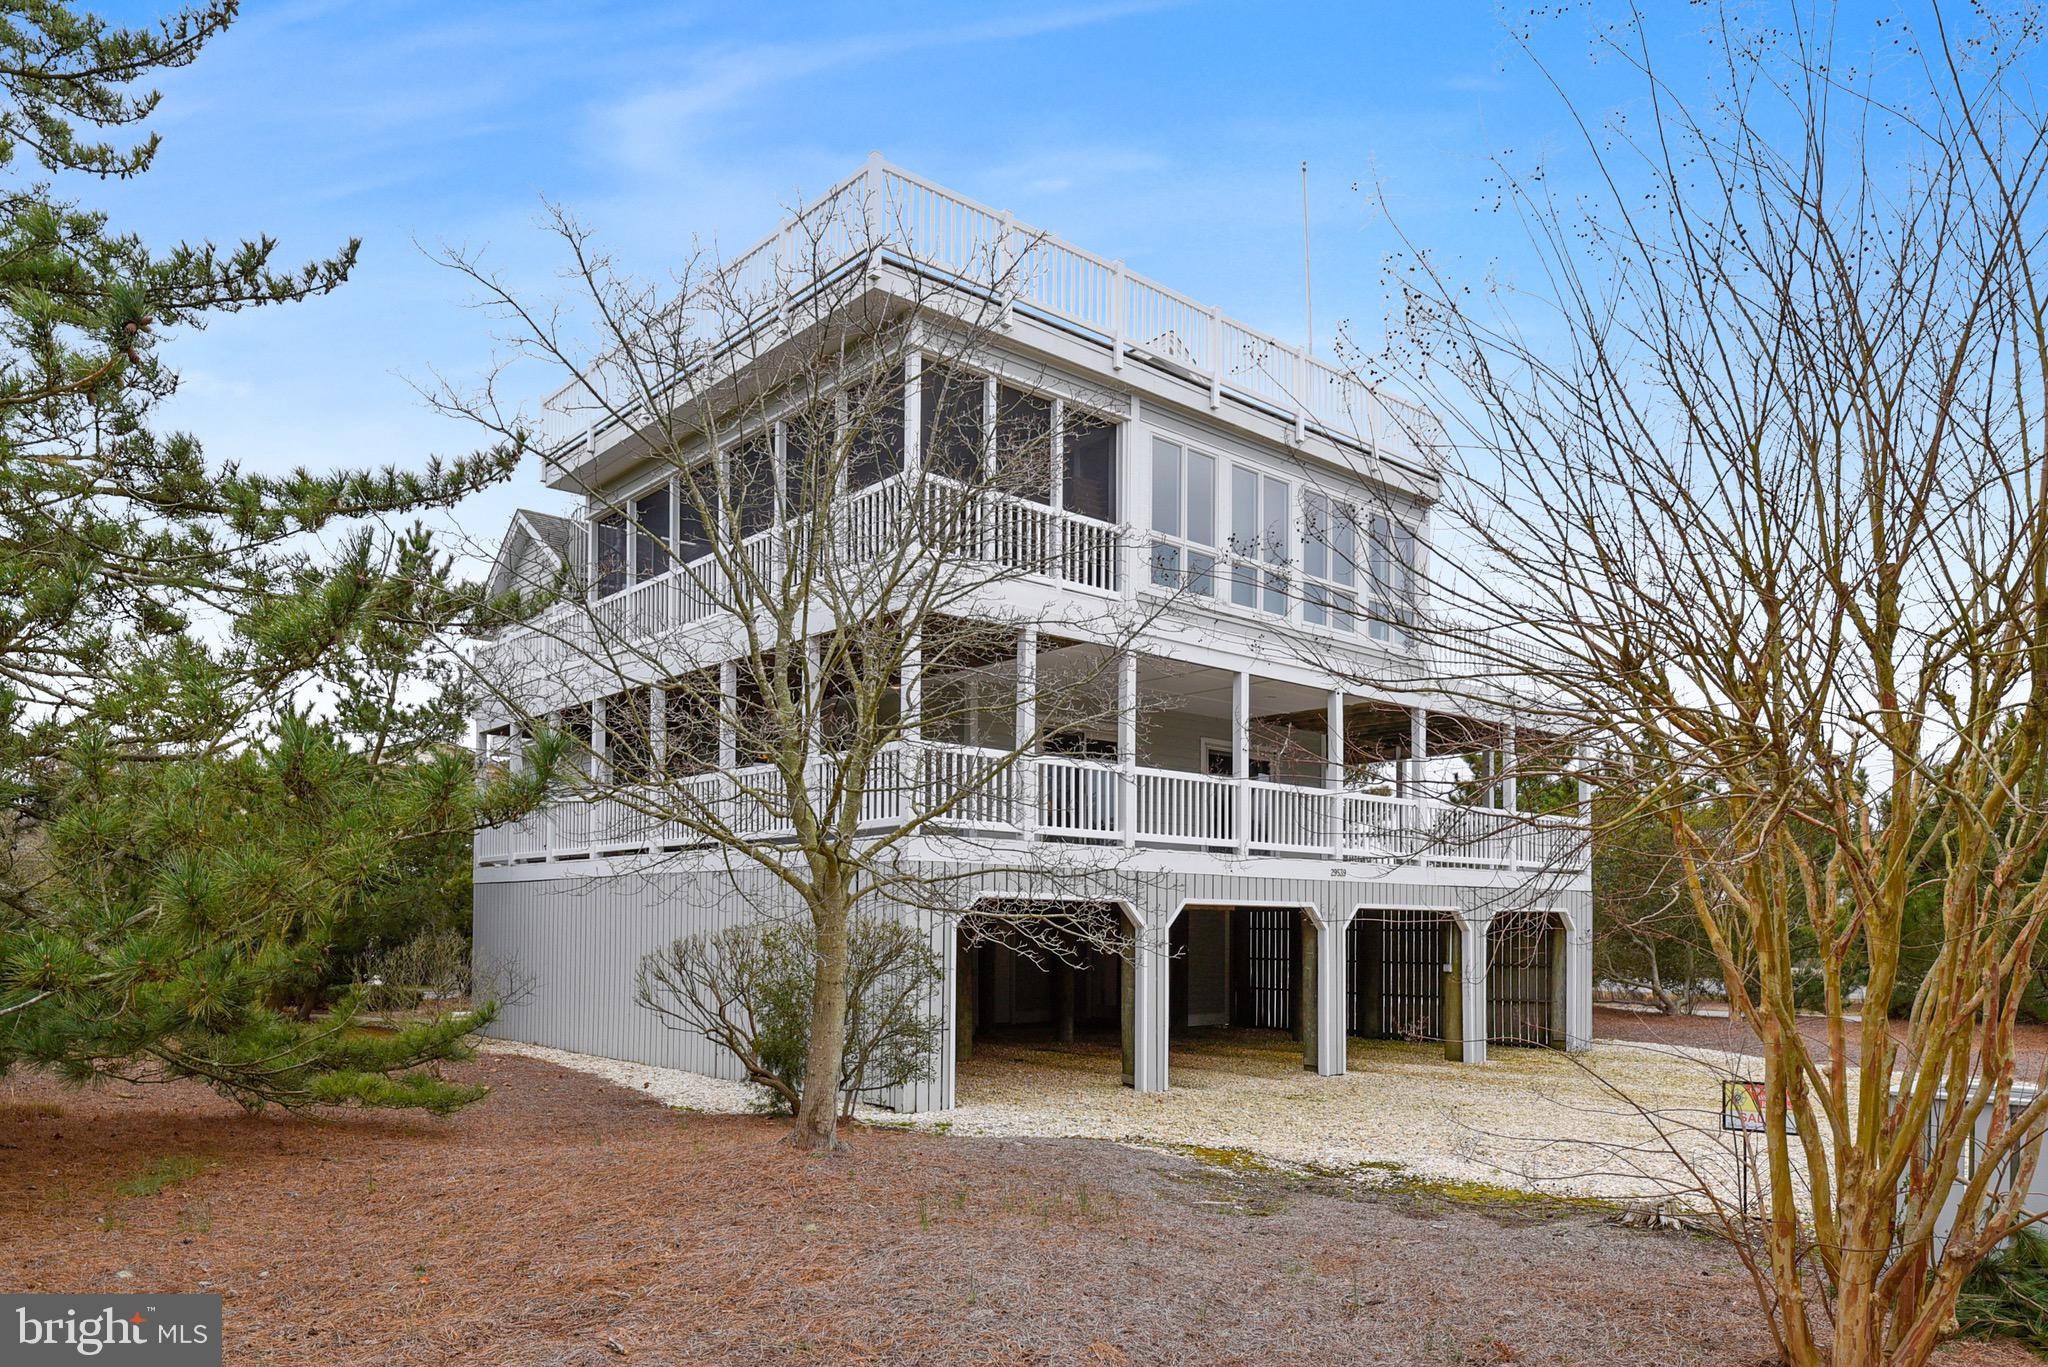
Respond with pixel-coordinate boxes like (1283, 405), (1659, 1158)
(474, 861), (1594, 1115)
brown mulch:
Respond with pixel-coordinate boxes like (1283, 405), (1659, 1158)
(1596, 1004), (2048, 1075)
(0, 1055), (2035, 1367)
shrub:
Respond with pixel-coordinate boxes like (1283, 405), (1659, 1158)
(636, 915), (941, 1118)
(355, 928), (473, 1013)
(1958, 1228), (2048, 1350)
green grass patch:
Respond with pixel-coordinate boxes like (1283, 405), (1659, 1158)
(114, 1156), (208, 1199)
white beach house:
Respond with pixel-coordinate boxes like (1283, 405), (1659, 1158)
(469, 158), (1592, 1112)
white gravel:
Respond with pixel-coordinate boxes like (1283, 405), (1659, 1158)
(484, 1032), (1804, 1207)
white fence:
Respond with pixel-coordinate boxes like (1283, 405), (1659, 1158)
(532, 158), (1443, 470)
(475, 741), (1586, 876)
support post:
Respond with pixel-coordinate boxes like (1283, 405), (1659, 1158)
(1052, 943), (1075, 1045)
(717, 662), (738, 769)
(1325, 689), (1345, 788)
(1407, 706), (1428, 800)
(1118, 649), (1138, 847)
(1501, 722), (1518, 814)
(1127, 916), (1169, 1092)
(1233, 671), (1252, 856)
(1313, 913), (1347, 1075)
(1359, 915), (1384, 1038)
(1016, 625), (1039, 841)
(901, 631), (922, 744)
(649, 686), (667, 776)
(902, 350), (922, 475)
(590, 695), (609, 784)
(956, 931), (977, 1064)
(1296, 914), (1316, 1063)
(1443, 916), (1489, 1064)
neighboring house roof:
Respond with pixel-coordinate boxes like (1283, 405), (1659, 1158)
(485, 509), (583, 603)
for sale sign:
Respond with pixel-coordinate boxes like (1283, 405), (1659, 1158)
(1722, 1079), (1796, 1134)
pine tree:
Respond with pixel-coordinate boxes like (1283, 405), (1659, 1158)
(0, 2), (544, 1111)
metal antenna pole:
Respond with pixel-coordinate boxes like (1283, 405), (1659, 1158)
(1301, 160), (1314, 355)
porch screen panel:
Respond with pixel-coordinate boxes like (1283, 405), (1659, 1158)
(1231, 908), (1297, 1031)
(1485, 912), (1556, 1047)
(1346, 911), (1444, 1041)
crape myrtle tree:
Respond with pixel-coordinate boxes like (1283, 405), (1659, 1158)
(436, 178), (1169, 1151)
(0, 2), (545, 1112)
(1372, 4), (2048, 1363)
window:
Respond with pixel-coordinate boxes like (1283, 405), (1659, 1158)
(1228, 466), (1288, 615)
(730, 437), (775, 538)
(1061, 408), (1117, 520)
(847, 375), (905, 491)
(675, 484), (712, 564)
(594, 512), (627, 599)
(664, 680), (718, 777)
(921, 362), (985, 483)
(995, 384), (1052, 503)
(1365, 514), (1419, 643)
(633, 484), (672, 581)
(1302, 492), (1361, 631)
(605, 689), (652, 783)
(781, 404), (830, 518)
(1148, 438), (1216, 596)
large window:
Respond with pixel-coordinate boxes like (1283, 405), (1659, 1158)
(1228, 465), (1289, 615)
(921, 362), (985, 482)
(730, 437), (775, 537)
(594, 512), (627, 599)
(1061, 408), (1117, 521)
(1303, 494), (1420, 643)
(1302, 491), (1359, 631)
(1148, 437), (1216, 596)
(994, 384), (1052, 503)
(632, 484), (672, 581)
(847, 376), (905, 490)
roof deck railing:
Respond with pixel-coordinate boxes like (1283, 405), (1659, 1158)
(534, 156), (1444, 477)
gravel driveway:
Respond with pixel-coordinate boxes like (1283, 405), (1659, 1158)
(495, 1028), (1781, 1205)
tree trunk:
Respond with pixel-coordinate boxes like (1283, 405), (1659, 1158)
(790, 883), (853, 1152)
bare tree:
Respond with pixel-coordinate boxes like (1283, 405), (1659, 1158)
(1364, 5), (2048, 1362)
(437, 173), (1169, 1151)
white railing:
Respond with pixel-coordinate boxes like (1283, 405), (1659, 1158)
(471, 477), (1124, 691)
(534, 158), (1444, 472)
(475, 743), (1588, 877)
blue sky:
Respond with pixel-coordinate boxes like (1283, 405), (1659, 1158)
(80, 0), (1677, 560)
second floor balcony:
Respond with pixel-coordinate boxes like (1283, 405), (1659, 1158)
(473, 738), (1587, 877)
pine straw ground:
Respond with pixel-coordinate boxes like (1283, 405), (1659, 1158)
(0, 1054), (2037, 1367)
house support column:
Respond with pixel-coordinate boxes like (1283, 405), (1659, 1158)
(901, 632), (922, 743)
(956, 930), (977, 1064)
(1125, 915), (1169, 1092)
(1407, 706), (1428, 799)
(1566, 911), (1594, 1052)
(1313, 913), (1347, 1075)
(1016, 626), (1039, 841)
(717, 663), (737, 769)
(1232, 671), (1251, 855)
(1442, 914), (1488, 1064)
(1117, 649), (1137, 847)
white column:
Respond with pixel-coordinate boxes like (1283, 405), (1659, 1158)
(1324, 689), (1345, 789)
(902, 351), (922, 475)
(1317, 913), (1347, 1076)
(1232, 670), (1252, 856)
(901, 632), (923, 743)
(1459, 915), (1489, 1065)
(590, 695), (609, 784)
(1407, 706), (1429, 799)
(1016, 626), (1039, 840)
(649, 686), (667, 776)
(1118, 649), (1138, 848)
(1132, 915), (1171, 1092)
(1501, 722), (1518, 813)
(1119, 402), (1143, 601)
(717, 663), (738, 769)
(1576, 740), (1594, 822)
